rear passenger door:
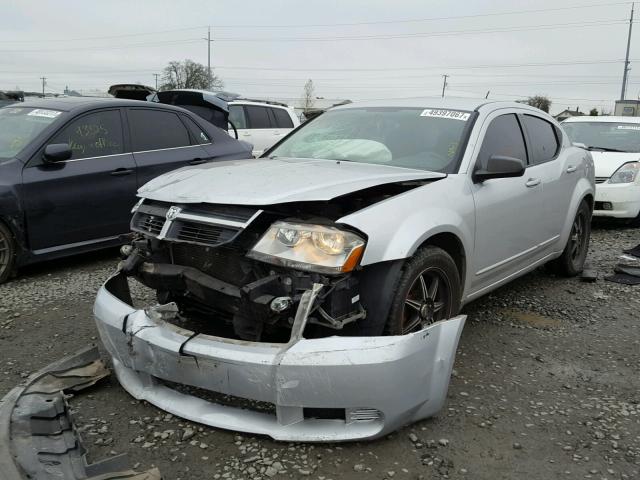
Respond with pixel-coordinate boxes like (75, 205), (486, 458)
(520, 114), (568, 251)
(126, 108), (209, 188)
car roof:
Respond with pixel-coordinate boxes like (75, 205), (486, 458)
(562, 115), (640, 124)
(330, 96), (534, 112)
(11, 97), (188, 113)
(229, 99), (292, 109)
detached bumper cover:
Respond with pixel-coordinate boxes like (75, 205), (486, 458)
(594, 183), (640, 218)
(94, 273), (465, 442)
(0, 346), (161, 480)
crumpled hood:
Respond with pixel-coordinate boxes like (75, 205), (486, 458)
(138, 158), (444, 205)
(591, 151), (640, 178)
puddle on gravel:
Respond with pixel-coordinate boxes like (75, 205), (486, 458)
(501, 309), (561, 329)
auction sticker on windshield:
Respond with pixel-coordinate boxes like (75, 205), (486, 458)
(420, 109), (470, 121)
(27, 109), (62, 118)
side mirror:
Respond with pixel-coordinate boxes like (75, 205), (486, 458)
(473, 155), (525, 182)
(43, 143), (72, 163)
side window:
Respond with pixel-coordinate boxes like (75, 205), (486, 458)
(522, 114), (559, 164)
(245, 106), (271, 129)
(229, 105), (247, 129)
(477, 114), (528, 170)
(181, 115), (211, 144)
(50, 110), (123, 160)
(271, 108), (294, 128)
(128, 109), (191, 151)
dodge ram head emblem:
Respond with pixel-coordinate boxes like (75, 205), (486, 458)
(166, 206), (181, 221)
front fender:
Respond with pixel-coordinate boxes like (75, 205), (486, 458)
(338, 176), (474, 266)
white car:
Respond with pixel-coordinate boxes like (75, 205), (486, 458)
(562, 116), (640, 223)
(228, 99), (300, 156)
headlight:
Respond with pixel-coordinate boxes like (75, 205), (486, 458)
(247, 221), (366, 274)
(608, 162), (640, 184)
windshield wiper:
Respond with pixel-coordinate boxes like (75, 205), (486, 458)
(586, 145), (627, 152)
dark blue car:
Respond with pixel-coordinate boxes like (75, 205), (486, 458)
(0, 97), (252, 282)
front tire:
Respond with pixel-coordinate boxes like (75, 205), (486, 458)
(0, 222), (16, 284)
(386, 246), (461, 335)
(548, 200), (591, 277)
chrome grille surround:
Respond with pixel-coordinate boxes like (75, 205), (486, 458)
(131, 199), (262, 248)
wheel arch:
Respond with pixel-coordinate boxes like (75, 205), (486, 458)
(414, 232), (466, 286)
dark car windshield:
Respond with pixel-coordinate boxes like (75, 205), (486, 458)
(562, 121), (640, 153)
(269, 107), (472, 173)
(0, 107), (62, 158)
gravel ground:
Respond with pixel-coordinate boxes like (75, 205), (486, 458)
(0, 222), (639, 480)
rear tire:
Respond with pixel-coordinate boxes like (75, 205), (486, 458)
(548, 200), (591, 277)
(0, 222), (16, 284)
(385, 246), (461, 335)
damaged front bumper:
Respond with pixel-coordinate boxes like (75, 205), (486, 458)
(94, 273), (465, 442)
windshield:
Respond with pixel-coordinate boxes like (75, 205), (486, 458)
(562, 121), (640, 153)
(0, 107), (62, 158)
(269, 107), (472, 173)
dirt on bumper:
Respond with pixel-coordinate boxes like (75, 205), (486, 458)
(94, 272), (466, 442)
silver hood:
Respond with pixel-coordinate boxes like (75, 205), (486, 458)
(138, 157), (444, 205)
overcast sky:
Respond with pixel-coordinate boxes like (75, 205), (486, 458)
(1, 0), (637, 114)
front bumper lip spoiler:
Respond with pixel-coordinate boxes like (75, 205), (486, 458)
(94, 272), (466, 442)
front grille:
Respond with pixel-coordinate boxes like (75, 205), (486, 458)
(595, 177), (608, 184)
(172, 220), (240, 248)
(135, 213), (165, 235)
(131, 199), (260, 249)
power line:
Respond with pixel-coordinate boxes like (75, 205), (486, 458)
(212, 59), (628, 72)
(212, 19), (627, 42)
(0, 17), (629, 51)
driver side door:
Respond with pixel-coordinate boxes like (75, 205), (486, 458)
(469, 111), (544, 296)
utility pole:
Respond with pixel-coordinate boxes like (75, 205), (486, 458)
(485, 90), (490, 99)
(153, 73), (159, 90)
(202, 26), (213, 89)
(621, 2), (634, 100)
(40, 77), (46, 97)
(441, 74), (449, 98)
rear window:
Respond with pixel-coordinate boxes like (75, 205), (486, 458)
(128, 109), (191, 151)
(272, 108), (294, 128)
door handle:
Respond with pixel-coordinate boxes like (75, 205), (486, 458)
(189, 158), (207, 165)
(525, 178), (541, 188)
(566, 165), (577, 173)
(110, 168), (134, 176)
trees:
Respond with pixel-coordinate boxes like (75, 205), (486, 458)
(301, 79), (315, 112)
(589, 108), (599, 116)
(160, 60), (223, 91)
(519, 95), (552, 113)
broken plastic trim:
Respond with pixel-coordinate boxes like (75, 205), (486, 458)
(0, 346), (161, 480)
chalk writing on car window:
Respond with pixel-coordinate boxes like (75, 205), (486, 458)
(75, 124), (108, 137)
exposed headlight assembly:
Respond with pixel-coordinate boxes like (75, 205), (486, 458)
(247, 221), (366, 274)
(608, 161), (640, 184)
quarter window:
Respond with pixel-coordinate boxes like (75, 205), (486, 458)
(522, 114), (559, 164)
(271, 108), (294, 128)
(128, 109), (191, 151)
(181, 115), (210, 144)
(477, 114), (528, 170)
(50, 110), (123, 160)
(245, 106), (271, 129)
